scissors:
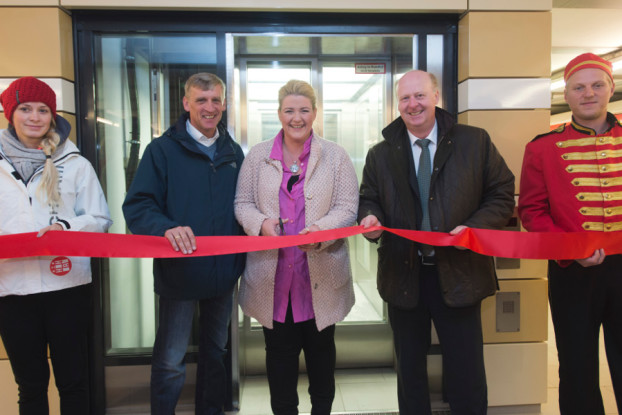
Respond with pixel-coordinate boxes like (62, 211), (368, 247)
(278, 217), (285, 235)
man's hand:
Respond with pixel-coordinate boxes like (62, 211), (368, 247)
(360, 215), (383, 239)
(37, 223), (63, 237)
(576, 249), (605, 267)
(449, 225), (468, 250)
(298, 225), (321, 252)
(164, 226), (196, 255)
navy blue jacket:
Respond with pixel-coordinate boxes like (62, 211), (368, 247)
(122, 113), (245, 300)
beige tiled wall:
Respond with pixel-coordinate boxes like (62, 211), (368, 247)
(0, 7), (73, 413)
(0, 8), (73, 80)
(458, 12), (552, 82)
(458, 109), (551, 191)
(0, 6), (76, 140)
(458, 6), (552, 407)
(482, 279), (548, 344)
(60, 0), (467, 10)
(0, 359), (61, 415)
(468, 0), (551, 11)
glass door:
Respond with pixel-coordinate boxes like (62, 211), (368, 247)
(231, 35), (413, 374)
(321, 63), (386, 324)
(74, 11), (457, 411)
(94, 34), (220, 357)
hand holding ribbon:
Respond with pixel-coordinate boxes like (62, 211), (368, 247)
(0, 226), (620, 260)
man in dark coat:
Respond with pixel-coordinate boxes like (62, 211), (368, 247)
(358, 70), (515, 414)
(123, 73), (244, 415)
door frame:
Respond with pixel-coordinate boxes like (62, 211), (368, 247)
(73, 9), (458, 411)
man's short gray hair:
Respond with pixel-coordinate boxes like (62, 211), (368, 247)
(185, 73), (226, 99)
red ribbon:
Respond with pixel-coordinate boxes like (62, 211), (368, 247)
(1, 226), (620, 260)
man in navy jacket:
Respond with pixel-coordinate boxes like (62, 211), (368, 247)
(123, 73), (245, 415)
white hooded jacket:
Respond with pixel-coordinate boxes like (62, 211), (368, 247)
(0, 119), (111, 297)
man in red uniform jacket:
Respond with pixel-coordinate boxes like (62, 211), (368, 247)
(519, 53), (622, 415)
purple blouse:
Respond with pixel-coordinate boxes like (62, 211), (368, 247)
(269, 130), (315, 323)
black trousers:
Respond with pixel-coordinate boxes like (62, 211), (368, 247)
(549, 255), (622, 415)
(0, 284), (91, 415)
(262, 303), (336, 415)
(388, 264), (487, 415)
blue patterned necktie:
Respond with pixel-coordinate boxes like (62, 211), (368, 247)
(416, 138), (432, 232)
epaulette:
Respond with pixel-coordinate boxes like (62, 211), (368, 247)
(531, 123), (566, 142)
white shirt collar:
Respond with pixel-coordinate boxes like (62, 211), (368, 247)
(407, 120), (438, 147)
(186, 119), (219, 148)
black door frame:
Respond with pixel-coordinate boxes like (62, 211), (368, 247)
(73, 10), (458, 414)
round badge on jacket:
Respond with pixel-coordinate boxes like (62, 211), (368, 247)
(50, 256), (72, 276)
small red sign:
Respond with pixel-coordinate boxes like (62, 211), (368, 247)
(50, 256), (72, 276)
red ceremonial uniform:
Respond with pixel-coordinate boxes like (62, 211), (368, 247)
(519, 113), (622, 233)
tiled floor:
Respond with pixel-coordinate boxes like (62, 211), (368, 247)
(232, 368), (402, 415)
(108, 308), (619, 415)
(225, 309), (618, 415)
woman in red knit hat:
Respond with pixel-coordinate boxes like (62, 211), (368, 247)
(0, 77), (112, 414)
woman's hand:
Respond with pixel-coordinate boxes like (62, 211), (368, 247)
(298, 225), (321, 252)
(37, 223), (63, 237)
(261, 218), (289, 236)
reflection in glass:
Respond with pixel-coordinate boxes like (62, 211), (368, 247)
(238, 54), (400, 325)
(244, 63), (311, 149)
(322, 64), (386, 323)
(94, 34), (218, 355)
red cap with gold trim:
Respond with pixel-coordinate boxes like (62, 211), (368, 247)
(564, 53), (613, 83)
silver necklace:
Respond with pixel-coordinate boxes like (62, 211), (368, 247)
(283, 140), (302, 174)
(290, 160), (300, 174)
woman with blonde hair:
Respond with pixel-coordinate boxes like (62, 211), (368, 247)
(0, 77), (111, 414)
(235, 79), (358, 414)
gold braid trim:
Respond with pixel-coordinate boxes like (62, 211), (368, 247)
(575, 191), (622, 201)
(562, 148), (622, 160)
(582, 221), (622, 231)
(556, 135), (622, 148)
(579, 206), (622, 217)
(571, 177), (622, 187)
(566, 163), (622, 173)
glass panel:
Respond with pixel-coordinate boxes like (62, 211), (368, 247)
(321, 36), (387, 55)
(427, 34), (444, 108)
(239, 36), (312, 55)
(244, 62), (312, 149)
(94, 34), (218, 355)
(322, 64), (386, 323)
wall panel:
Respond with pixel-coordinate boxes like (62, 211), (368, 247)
(0, 8), (73, 80)
(458, 109), (551, 191)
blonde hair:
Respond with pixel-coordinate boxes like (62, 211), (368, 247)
(36, 119), (62, 206)
(278, 80), (317, 111)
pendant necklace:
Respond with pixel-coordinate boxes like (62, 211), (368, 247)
(290, 160), (300, 174)
(283, 142), (301, 174)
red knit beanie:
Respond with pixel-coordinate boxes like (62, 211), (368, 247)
(0, 77), (57, 123)
(564, 53), (613, 83)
